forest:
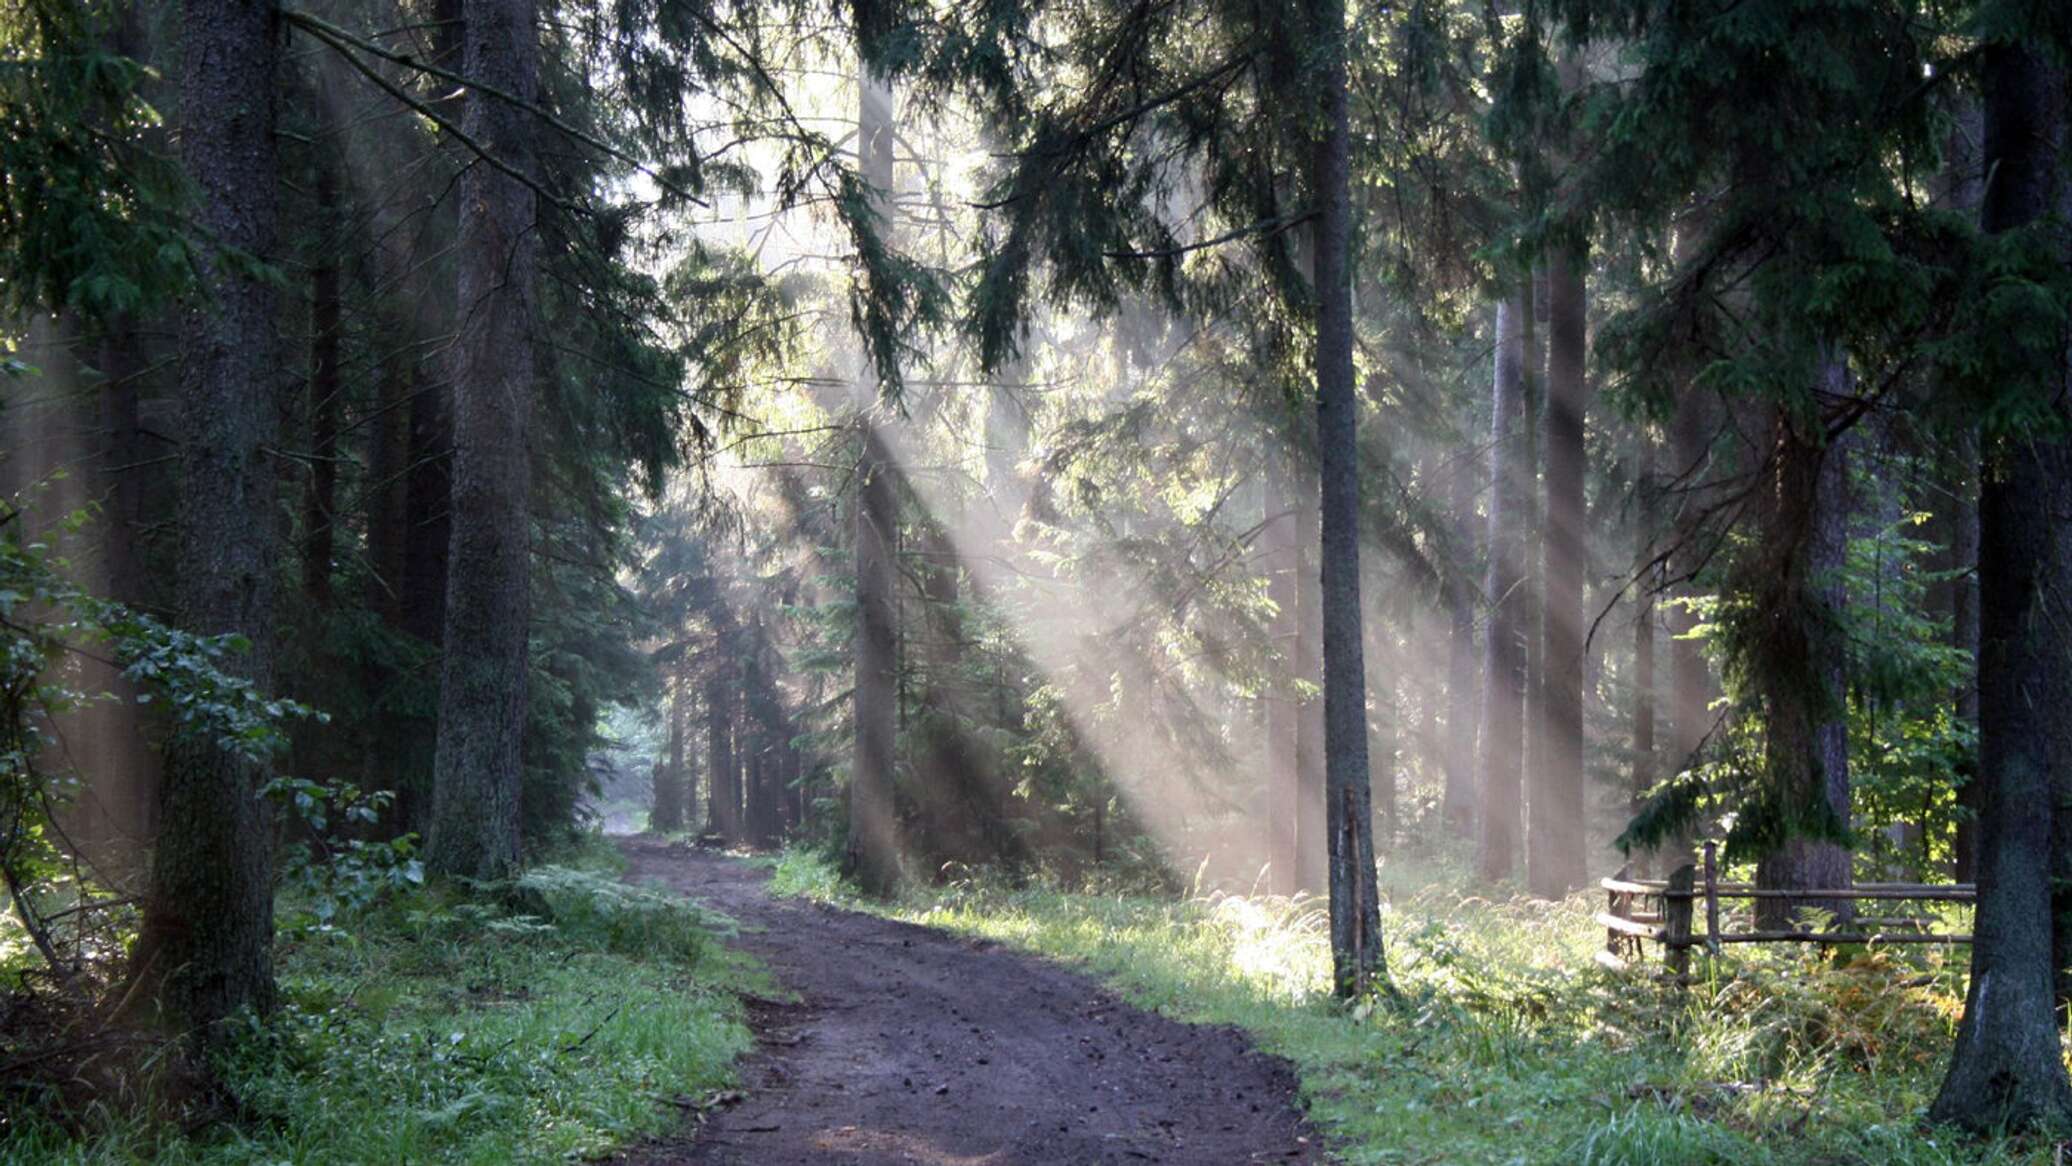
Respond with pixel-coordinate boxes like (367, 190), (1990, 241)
(2, 0), (2070, 1161)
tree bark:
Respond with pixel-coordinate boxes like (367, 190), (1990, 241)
(1667, 386), (1713, 792)
(302, 155), (342, 608)
(1478, 290), (1530, 883)
(707, 676), (738, 840)
(845, 65), (901, 894)
(1529, 243), (1589, 897)
(1752, 384), (1855, 930)
(426, 0), (537, 880)
(1311, 0), (1384, 996)
(651, 674), (687, 832)
(1442, 443), (1480, 837)
(1951, 438), (1982, 883)
(1295, 479), (1327, 893)
(128, 0), (282, 1035)
(364, 346), (411, 622)
(1931, 50), (2072, 1131)
(400, 0), (462, 650)
(1631, 432), (1658, 875)
(1263, 457), (1301, 893)
(1939, 98), (1986, 885)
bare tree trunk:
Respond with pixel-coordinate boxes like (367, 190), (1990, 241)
(707, 676), (738, 840)
(128, 0), (282, 1035)
(1939, 99), (1986, 885)
(651, 673), (686, 832)
(1932, 47), (2072, 1131)
(1477, 290), (1530, 883)
(1951, 439), (1983, 882)
(1312, 0), (1383, 995)
(92, 321), (159, 847)
(1263, 456), (1300, 892)
(364, 348), (411, 621)
(426, 0), (537, 880)
(400, 0), (461, 650)
(1631, 432), (1658, 875)
(1752, 382), (1855, 929)
(1530, 243), (1589, 897)
(845, 64), (902, 894)
(302, 156), (342, 608)
(1666, 378), (1713, 852)
(1442, 446), (1480, 837)
(1295, 479), (1326, 893)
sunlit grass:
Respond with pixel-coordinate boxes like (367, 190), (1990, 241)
(766, 845), (2050, 1165)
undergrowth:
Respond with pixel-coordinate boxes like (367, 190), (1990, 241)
(3, 847), (751, 1165)
(766, 846), (2052, 1165)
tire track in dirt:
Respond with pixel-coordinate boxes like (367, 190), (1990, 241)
(615, 837), (1324, 1165)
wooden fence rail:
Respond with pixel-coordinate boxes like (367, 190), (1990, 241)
(1597, 841), (1974, 978)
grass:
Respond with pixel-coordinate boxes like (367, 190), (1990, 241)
(3, 842), (754, 1165)
(765, 845), (2055, 1165)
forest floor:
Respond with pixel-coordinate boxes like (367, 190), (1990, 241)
(615, 835), (1322, 1165)
(743, 846), (2061, 1166)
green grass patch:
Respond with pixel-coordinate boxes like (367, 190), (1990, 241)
(4, 860), (752, 1165)
(767, 846), (2048, 1165)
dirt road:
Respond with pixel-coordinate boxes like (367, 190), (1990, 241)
(617, 838), (1322, 1165)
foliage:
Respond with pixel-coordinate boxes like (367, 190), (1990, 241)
(0, 496), (313, 981)
(0, 874), (750, 1164)
(1622, 461), (1978, 877)
(264, 778), (423, 931)
(0, 0), (196, 318)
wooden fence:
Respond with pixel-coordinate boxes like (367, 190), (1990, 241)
(1598, 841), (1974, 977)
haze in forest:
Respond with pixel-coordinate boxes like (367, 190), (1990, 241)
(2, 0), (2071, 1161)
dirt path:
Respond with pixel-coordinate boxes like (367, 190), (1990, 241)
(616, 837), (1323, 1165)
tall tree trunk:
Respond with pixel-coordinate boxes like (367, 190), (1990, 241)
(706, 676), (737, 839)
(303, 157), (342, 607)
(845, 65), (901, 894)
(1295, 481), (1326, 892)
(426, 0), (537, 880)
(1631, 431), (1659, 875)
(1478, 290), (1530, 883)
(127, 0), (281, 1035)
(1530, 244), (1589, 897)
(1932, 46), (2072, 1130)
(1665, 375), (1714, 862)
(1263, 456), (1301, 892)
(1939, 98), (1986, 884)
(1442, 445), (1480, 837)
(400, 2), (461, 648)
(1311, 0), (1383, 996)
(364, 346), (411, 621)
(651, 674), (686, 832)
(1751, 380), (1855, 929)
(92, 320), (159, 847)
(1951, 439), (1982, 881)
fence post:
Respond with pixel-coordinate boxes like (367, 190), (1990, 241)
(1606, 862), (1632, 964)
(1664, 863), (1695, 980)
(1703, 842), (1720, 958)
